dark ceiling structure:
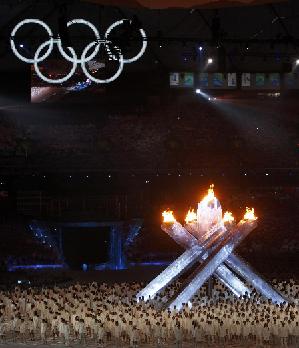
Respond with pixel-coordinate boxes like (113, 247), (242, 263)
(0, 0), (298, 89)
(83, 0), (286, 9)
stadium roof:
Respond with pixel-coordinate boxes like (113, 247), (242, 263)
(0, 0), (296, 77)
(84, 0), (286, 9)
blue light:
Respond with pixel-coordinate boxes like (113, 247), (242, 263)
(8, 264), (64, 271)
(130, 261), (171, 267)
(67, 79), (92, 92)
(124, 220), (142, 248)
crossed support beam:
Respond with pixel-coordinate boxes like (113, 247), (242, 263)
(137, 220), (287, 310)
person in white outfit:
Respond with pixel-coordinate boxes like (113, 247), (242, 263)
(279, 322), (288, 347)
(63, 319), (70, 346)
(262, 323), (270, 347)
(97, 322), (105, 347)
(174, 323), (183, 348)
(0, 318), (5, 343)
(129, 325), (139, 348)
(40, 319), (47, 344)
(19, 318), (26, 343)
(78, 318), (86, 344)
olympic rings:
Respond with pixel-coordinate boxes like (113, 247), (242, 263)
(34, 40), (78, 84)
(58, 19), (101, 64)
(81, 41), (124, 84)
(104, 19), (147, 64)
(11, 19), (54, 64)
(10, 18), (147, 84)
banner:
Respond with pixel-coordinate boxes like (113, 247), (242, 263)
(169, 72), (194, 87)
(199, 73), (209, 87)
(255, 73), (265, 87)
(169, 72), (299, 89)
(269, 73), (280, 88)
(183, 73), (194, 87)
(242, 73), (251, 87)
(212, 73), (224, 87)
(170, 72), (180, 86)
(227, 73), (237, 87)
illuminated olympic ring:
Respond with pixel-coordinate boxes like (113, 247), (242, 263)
(10, 18), (147, 84)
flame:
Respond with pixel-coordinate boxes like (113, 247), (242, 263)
(223, 211), (234, 223)
(202, 184), (215, 203)
(244, 207), (257, 221)
(162, 210), (176, 223)
(185, 209), (197, 224)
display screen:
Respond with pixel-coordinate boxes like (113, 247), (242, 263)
(269, 73), (280, 88)
(170, 72), (194, 88)
(199, 72), (209, 87)
(256, 73), (265, 87)
(212, 73), (224, 87)
(227, 73), (237, 87)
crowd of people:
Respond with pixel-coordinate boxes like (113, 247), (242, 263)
(0, 98), (298, 170)
(0, 278), (298, 347)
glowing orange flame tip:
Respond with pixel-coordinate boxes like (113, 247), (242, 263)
(162, 210), (176, 223)
(223, 211), (234, 223)
(201, 184), (215, 203)
(185, 209), (197, 224)
(244, 207), (257, 221)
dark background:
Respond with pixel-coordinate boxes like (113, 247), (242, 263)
(62, 227), (110, 268)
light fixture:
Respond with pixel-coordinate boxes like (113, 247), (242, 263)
(195, 88), (201, 94)
(199, 46), (203, 51)
(296, 59), (299, 65)
(207, 58), (213, 64)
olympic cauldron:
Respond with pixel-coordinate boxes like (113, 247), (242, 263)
(137, 185), (287, 310)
